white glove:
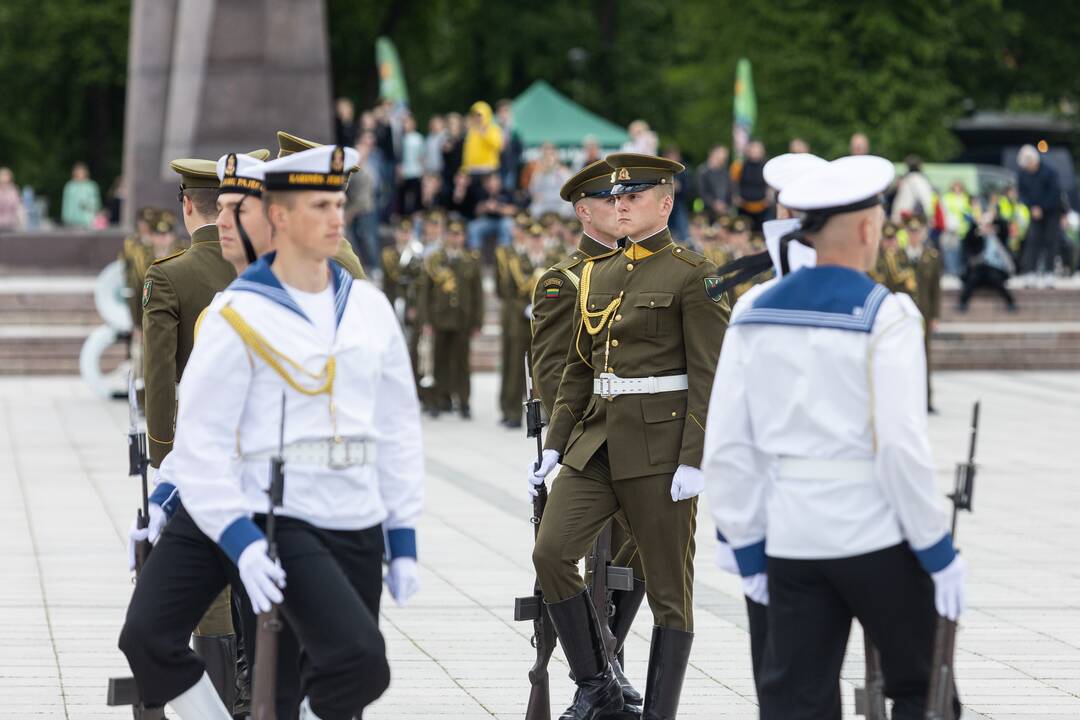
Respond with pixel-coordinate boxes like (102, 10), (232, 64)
(527, 449), (561, 498)
(715, 540), (739, 575)
(146, 503), (167, 545)
(127, 517), (150, 572)
(524, 303), (533, 319)
(384, 557), (421, 606)
(670, 464), (704, 502)
(742, 572), (769, 606)
(237, 540), (286, 614)
(931, 555), (967, 621)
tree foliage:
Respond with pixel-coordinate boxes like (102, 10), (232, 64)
(0, 0), (1077, 217)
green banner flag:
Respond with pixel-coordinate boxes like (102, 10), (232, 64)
(376, 36), (409, 106)
(733, 58), (756, 158)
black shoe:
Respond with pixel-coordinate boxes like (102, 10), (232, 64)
(1007, 302), (1019, 312)
(956, 302), (968, 313)
(192, 633), (237, 710)
(460, 407), (472, 420)
(545, 590), (624, 720)
(609, 577), (646, 706)
(504, 418), (522, 429)
(232, 631), (250, 719)
(642, 626), (693, 719)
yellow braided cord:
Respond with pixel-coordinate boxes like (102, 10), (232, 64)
(578, 260), (622, 336)
(220, 305), (335, 396)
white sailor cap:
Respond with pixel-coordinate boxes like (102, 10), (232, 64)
(248, 144), (360, 192)
(778, 155), (895, 214)
(216, 152), (266, 197)
(762, 153), (828, 192)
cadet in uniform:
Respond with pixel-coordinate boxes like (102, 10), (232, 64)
(276, 130), (367, 279)
(528, 159), (649, 710)
(529, 153), (729, 720)
(703, 156), (967, 720)
(905, 215), (943, 412)
(871, 220), (917, 294)
(382, 218), (426, 372)
(120, 207), (156, 383)
(418, 218), (483, 419)
(137, 152), (267, 706)
(495, 223), (545, 427)
(125, 145), (424, 719)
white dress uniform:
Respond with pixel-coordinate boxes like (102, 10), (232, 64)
(702, 156), (964, 720)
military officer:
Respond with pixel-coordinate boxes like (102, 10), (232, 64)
(703, 156), (966, 720)
(495, 224), (545, 427)
(528, 153), (729, 720)
(871, 220), (917, 294)
(276, 130), (367, 279)
(121, 208), (156, 351)
(382, 218), (426, 374)
(905, 215), (943, 413)
(135, 150), (268, 710)
(417, 218), (483, 418)
(528, 159), (650, 710)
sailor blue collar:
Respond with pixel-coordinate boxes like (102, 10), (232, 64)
(229, 251), (353, 328)
(733, 265), (889, 333)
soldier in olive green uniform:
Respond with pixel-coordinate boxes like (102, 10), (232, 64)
(122, 208), (157, 334)
(276, 130), (367, 279)
(905, 215), (943, 412)
(382, 218), (426, 376)
(418, 218), (483, 418)
(871, 220), (918, 294)
(141, 152), (268, 708)
(529, 159), (651, 710)
(495, 225), (548, 427)
(529, 154), (729, 720)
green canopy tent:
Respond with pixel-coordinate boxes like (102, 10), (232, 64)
(511, 80), (627, 150)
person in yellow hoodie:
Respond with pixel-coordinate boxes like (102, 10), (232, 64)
(461, 101), (503, 178)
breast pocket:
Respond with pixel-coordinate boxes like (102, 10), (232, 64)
(633, 291), (675, 337)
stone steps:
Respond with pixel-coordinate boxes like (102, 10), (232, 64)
(2, 273), (1078, 374)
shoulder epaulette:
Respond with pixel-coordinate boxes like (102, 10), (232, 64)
(553, 253), (584, 272)
(151, 248), (187, 266)
(671, 244), (706, 266)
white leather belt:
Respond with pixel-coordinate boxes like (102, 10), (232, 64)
(243, 437), (376, 470)
(593, 372), (689, 399)
(777, 457), (874, 482)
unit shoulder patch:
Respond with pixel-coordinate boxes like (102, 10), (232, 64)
(542, 277), (564, 298)
(142, 279), (153, 307)
(703, 277), (725, 303)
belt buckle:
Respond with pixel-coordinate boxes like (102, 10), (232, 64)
(598, 372), (615, 400)
(328, 437), (350, 470)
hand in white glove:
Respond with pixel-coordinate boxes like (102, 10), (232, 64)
(527, 449), (561, 498)
(127, 517), (150, 572)
(742, 572), (769, 606)
(524, 303), (533, 320)
(384, 557), (421, 606)
(670, 464), (704, 502)
(931, 555), (967, 621)
(146, 503), (167, 545)
(238, 540), (286, 614)
(715, 540), (739, 575)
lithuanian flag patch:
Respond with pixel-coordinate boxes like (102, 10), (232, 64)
(543, 277), (563, 298)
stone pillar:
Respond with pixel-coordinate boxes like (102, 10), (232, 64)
(121, 0), (334, 228)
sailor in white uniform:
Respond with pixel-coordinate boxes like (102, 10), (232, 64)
(709, 152), (827, 694)
(702, 155), (966, 720)
(126, 144), (424, 720)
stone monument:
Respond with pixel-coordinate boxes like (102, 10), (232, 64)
(121, 0), (334, 227)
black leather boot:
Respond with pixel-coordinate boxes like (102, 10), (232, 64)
(192, 633), (237, 710)
(232, 630), (251, 719)
(545, 590), (625, 720)
(609, 577), (646, 706)
(641, 626), (693, 720)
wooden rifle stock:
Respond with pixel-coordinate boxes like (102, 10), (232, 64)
(252, 393), (287, 720)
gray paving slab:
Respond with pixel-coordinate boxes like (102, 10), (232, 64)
(0, 373), (1075, 718)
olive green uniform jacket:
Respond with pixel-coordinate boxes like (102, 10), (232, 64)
(544, 228), (730, 480)
(529, 234), (613, 417)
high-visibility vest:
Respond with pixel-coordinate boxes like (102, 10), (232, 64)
(942, 192), (972, 236)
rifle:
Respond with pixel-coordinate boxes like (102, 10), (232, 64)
(105, 372), (164, 717)
(586, 522), (635, 666)
(252, 393), (287, 720)
(925, 400), (978, 720)
(514, 353), (557, 720)
(853, 633), (887, 719)
(128, 370), (152, 573)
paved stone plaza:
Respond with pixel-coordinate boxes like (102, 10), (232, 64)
(0, 371), (1078, 719)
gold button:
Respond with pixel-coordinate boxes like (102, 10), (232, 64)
(626, 263), (634, 271)
(611, 339), (619, 347)
(607, 366), (614, 372)
(675, 248), (682, 253)
(590, 303), (595, 309)
(649, 300), (655, 307)
(614, 314), (622, 321)
(671, 411), (677, 417)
